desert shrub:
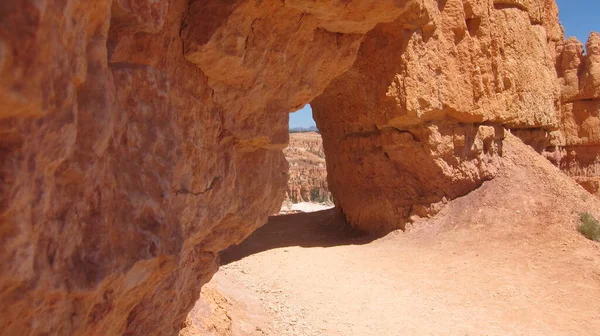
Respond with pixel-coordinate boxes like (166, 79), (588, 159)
(578, 212), (600, 242)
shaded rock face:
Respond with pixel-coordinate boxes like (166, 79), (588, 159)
(283, 132), (332, 205)
(313, 0), (563, 232)
(0, 0), (596, 335)
(1, 1), (286, 335)
(0, 0), (431, 335)
(555, 33), (600, 197)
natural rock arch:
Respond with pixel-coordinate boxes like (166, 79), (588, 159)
(0, 0), (598, 335)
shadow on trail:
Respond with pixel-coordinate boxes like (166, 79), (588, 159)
(220, 208), (381, 265)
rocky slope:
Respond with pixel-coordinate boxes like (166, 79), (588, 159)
(282, 132), (332, 207)
(0, 0), (599, 335)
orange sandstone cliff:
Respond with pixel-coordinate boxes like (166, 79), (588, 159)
(313, 0), (565, 232)
(0, 0), (597, 335)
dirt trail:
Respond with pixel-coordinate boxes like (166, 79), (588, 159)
(184, 137), (600, 336)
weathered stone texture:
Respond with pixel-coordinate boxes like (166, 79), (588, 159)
(313, 0), (563, 232)
(1, 1), (279, 334)
(0, 0), (429, 334)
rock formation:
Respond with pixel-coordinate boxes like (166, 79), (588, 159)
(555, 33), (600, 197)
(0, 0), (445, 334)
(283, 132), (332, 206)
(0, 0), (597, 335)
(312, 0), (564, 232)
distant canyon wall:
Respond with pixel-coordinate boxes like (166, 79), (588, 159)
(283, 132), (332, 206)
(0, 0), (598, 335)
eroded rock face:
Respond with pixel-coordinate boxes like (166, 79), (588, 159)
(555, 33), (600, 196)
(312, 0), (563, 232)
(1, 1), (283, 334)
(0, 0), (429, 335)
(0, 0), (597, 334)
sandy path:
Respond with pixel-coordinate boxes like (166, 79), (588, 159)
(192, 208), (600, 335)
(185, 138), (600, 336)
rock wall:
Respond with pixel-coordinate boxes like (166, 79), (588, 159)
(1, 1), (285, 334)
(0, 0), (433, 335)
(312, 0), (564, 232)
(0, 0), (597, 334)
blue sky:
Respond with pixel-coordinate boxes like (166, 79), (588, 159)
(289, 1), (599, 128)
(556, 0), (600, 44)
(289, 105), (315, 128)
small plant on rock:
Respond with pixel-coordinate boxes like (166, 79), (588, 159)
(578, 212), (600, 242)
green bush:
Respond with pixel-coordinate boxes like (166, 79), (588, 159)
(578, 212), (600, 242)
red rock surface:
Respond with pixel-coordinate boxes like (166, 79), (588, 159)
(0, 1), (437, 334)
(0, 0), (598, 335)
(312, 0), (564, 232)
